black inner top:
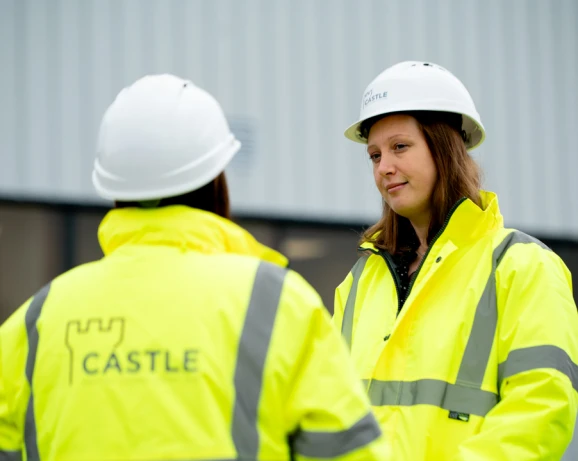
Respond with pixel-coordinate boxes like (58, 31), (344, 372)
(393, 250), (419, 309)
(392, 227), (422, 309)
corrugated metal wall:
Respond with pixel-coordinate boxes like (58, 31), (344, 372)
(1, 0), (577, 237)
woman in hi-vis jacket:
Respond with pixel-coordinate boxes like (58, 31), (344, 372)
(333, 61), (578, 460)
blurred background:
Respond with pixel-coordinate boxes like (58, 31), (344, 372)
(1, 0), (577, 320)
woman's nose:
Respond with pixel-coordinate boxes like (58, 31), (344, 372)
(377, 155), (395, 176)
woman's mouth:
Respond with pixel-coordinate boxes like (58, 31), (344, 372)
(386, 182), (407, 193)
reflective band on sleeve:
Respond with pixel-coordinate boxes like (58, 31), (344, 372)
(367, 379), (498, 417)
(499, 345), (578, 392)
(231, 262), (287, 458)
(24, 283), (51, 461)
(342, 255), (369, 348)
(0, 451), (22, 461)
(291, 411), (382, 458)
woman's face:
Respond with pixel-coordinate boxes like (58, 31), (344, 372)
(367, 114), (438, 225)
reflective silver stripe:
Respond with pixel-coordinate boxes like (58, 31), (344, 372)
(367, 379), (498, 417)
(494, 231), (550, 266)
(24, 283), (51, 461)
(231, 262), (287, 458)
(499, 345), (578, 392)
(342, 255), (369, 348)
(291, 411), (381, 458)
(457, 231), (550, 388)
(0, 451), (22, 461)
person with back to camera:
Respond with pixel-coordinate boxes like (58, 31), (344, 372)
(0, 74), (390, 460)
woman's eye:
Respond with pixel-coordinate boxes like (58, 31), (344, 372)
(369, 152), (381, 163)
(394, 143), (408, 151)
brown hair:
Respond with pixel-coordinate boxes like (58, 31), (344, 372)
(115, 172), (231, 220)
(360, 111), (482, 254)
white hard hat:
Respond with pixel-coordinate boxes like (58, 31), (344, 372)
(92, 74), (241, 201)
(344, 61), (485, 150)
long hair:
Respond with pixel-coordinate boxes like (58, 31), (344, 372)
(360, 111), (482, 254)
(115, 172), (231, 220)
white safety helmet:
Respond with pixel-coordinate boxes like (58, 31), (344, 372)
(344, 61), (485, 150)
(93, 74), (241, 201)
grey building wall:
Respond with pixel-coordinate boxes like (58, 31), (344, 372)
(1, 0), (577, 237)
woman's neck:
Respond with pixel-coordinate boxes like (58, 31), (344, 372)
(410, 216), (430, 252)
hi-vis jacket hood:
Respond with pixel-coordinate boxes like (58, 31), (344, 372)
(334, 191), (578, 461)
(97, 205), (289, 265)
(0, 206), (388, 461)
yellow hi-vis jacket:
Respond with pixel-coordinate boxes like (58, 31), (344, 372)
(0, 206), (388, 461)
(333, 191), (578, 460)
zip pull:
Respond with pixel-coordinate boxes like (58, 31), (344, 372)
(383, 334), (391, 342)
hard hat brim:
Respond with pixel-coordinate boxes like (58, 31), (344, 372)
(93, 135), (241, 202)
(344, 108), (485, 151)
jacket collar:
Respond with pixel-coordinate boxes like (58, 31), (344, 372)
(441, 190), (504, 246)
(361, 190), (504, 252)
(98, 205), (289, 267)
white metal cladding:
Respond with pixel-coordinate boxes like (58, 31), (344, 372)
(0, 0), (577, 237)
